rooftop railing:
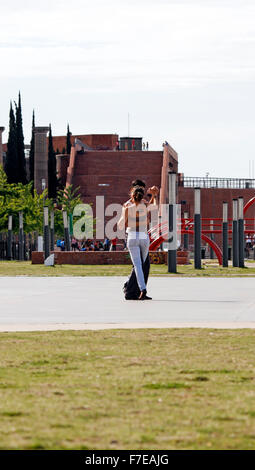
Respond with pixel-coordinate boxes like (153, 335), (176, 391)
(180, 177), (255, 189)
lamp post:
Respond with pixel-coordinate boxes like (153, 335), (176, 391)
(18, 212), (24, 261)
(63, 210), (71, 251)
(43, 206), (50, 260)
(7, 215), (13, 260)
(222, 202), (228, 268)
(168, 172), (177, 273)
(50, 211), (55, 252)
(210, 220), (215, 259)
(183, 211), (189, 250)
(238, 197), (245, 268)
(232, 199), (239, 267)
(194, 188), (201, 269)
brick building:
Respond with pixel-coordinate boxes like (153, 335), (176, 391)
(57, 134), (178, 210)
(2, 128), (255, 254)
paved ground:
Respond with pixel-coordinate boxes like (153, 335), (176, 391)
(0, 277), (255, 331)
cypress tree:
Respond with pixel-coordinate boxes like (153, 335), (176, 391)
(66, 124), (72, 155)
(4, 102), (19, 184)
(15, 92), (27, 184)
(48, 124), (57, 199)
(29, 110), (35, 186)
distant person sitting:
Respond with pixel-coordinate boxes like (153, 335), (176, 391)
(110, 237), (117, 251)
(71, 237), (79, 251)
(104, 238), (110, 251)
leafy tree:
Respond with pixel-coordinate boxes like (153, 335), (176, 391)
(56, 185), (82, 215)
(55, 185), (95, 238)
(0, 166), (94, 240)
(4, 103), (19, 184)
(0, 166), (48, 234)
(15, 92), (27, 184)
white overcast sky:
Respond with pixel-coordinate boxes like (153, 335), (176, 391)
(0, 0), (255, 178)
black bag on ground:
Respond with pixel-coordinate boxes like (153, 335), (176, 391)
(123, 254), (150, 300)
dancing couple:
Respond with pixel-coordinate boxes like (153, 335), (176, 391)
(118, 179), (159, 300)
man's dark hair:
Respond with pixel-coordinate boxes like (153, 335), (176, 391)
(131, 179), (146, 188)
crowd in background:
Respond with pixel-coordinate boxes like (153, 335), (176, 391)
(56, 237), (127, 252)
(245, 234), (255, 258)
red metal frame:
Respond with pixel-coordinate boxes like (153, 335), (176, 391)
(149, 198), (255, 265)
(149, 227), (223, 265)
(244, 196), (255, 214)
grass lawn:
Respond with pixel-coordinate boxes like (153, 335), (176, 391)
(1, 260), (255, 276)
(0, 328), (255, 450)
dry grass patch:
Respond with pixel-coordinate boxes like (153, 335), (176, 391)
(1, 260), (255, 277)
(0, 329), (255, 449)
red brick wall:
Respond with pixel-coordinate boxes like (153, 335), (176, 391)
(32, 251), (189, 265)
(73, 150), (164, 207)
(52, 134), (118, 153)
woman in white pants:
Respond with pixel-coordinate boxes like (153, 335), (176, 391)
(121, 186), (151, 300)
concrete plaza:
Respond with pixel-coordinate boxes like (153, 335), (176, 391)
(0, 276), (254, 331)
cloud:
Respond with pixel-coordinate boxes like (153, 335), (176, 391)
(0, 0), (255, 178)
(0, 0), (255, 89)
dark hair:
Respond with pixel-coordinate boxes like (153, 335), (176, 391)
(131, 186), (144, 203)
(131, 179), (146, 188)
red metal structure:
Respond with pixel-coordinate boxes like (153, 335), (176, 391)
(149, 223), (223, 265)
(149, 196), (255, 265)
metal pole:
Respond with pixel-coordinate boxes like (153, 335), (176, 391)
(210, 219), (215, 259)
(7, 215), (13, 260)
(18, 212), (24, 261)
(222, 202), (228, 267)
(183, 211), (189, 250)
(238, 197), (245, 268)
(29, 233), (32, 260)
(168, 172), (177, 273)
(158, 214), (163, 251)
(194, 188), (201, 269)
(63, 210), (71, 251)
(34, 231), (38, 251)
(43, 206), (50, 260)
(23, 233), (27, 261)
(50, 210), (55, 252)
(0, 233), (2, 260)
(232, 199), (239, 267)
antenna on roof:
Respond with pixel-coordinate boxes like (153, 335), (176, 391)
(128, 112), (130, 137)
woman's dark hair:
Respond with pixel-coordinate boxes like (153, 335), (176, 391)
(131, 179), (146, 188)
(131, 186), (144, 202)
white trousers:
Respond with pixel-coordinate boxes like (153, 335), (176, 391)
(127, 232), (150, 291)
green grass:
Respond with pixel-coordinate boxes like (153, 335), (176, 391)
(0, 329), (255, 450)
(1, 260), (255, 276)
